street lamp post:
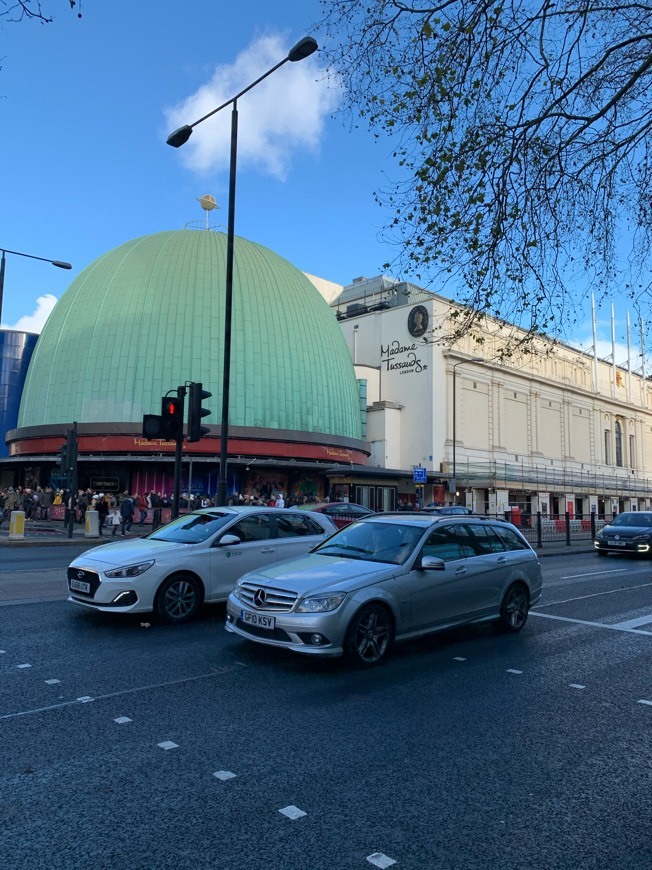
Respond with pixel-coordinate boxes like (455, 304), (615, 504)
(0, 247), (72, 324)
(452, 357), (485, 503)
(167, 36), (318, 506)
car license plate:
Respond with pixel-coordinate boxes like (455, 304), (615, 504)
(611, 541), (626, 546)
(242, 610), (275, 630)
(70, 578), (91, 593)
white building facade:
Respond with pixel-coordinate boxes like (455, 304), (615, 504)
(308, 273), (652, 519)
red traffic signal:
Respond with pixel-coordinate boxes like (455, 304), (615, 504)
(161, 395), (184, 440)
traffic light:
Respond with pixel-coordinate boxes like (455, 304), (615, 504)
(56, 428), (77, 478)
(187, 382), (212, 442)
(142, 414), (163, 440)
(57, 440), (70, 475)
(161, 395), (184, 441)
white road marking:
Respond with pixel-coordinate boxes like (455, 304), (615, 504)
(0, 664), (245, 721)
(569, 684), (586, 690)
(213, 770), (236, 781)
(612, 614), (652, 629)
(17, 663), (31, 669)
(638, 700), (652, 707)
(506, 669), (523, 674)
(76, 696), (94, 703)
(453, 656), (467, 661)
(530, 611), (652, 635)
(114, 716), (132, 724)
(535, 581), (652, 609)
(278, 805), (306, 820)
(0, 650), (5, 654)
(44, 679), (60, 685)
(157, 741), (178, 750)
(561, 569), (630, 579)
(367, 854), (397, 868)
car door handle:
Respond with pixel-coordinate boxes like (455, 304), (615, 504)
(455, 567), (467, 576)
(260, 547), (276, 554)
(496, 556), (507, 564)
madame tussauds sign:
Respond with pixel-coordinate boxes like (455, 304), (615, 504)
(380, 340), (427, 374)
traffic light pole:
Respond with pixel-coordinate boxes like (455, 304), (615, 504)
(172, 386), (186, 519)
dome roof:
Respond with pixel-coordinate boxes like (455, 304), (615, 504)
(18, 230), (361, 439)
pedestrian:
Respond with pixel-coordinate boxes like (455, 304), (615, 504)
(96, 493), (109, 535)
(136, 492), (148, 525)
(108, 505), (121, 535)
(275, 492), (285, 508)
(41, 486), (53, 521)
(119, 492), (135, 535)
(150, 490), (162, 531)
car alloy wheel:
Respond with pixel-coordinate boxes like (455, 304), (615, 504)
(499, 583), (529, 633)
(156, 574), (201, 624)
(344, 603), (394, 667)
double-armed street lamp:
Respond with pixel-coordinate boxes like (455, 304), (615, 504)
(167, 36), (318, 506)
(451, 357), (485, 502)
(0, 247), (72, 324)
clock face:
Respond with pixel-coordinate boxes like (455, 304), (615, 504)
(408, 305), (428, 338)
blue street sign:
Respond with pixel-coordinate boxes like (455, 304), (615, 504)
(413, 466), (427, 483)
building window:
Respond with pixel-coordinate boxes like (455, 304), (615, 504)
(604, 429), (611, 465)
(630, 434), (636, 469)
(615, 420), (623, 467)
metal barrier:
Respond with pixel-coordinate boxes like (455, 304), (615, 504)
(500, 510), (606, 548)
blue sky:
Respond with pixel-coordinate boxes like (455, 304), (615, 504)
(0, 0), (641, 366)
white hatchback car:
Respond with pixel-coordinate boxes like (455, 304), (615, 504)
(67, 507), (336, 623)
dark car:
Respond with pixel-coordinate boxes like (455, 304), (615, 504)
(306, 502), (375, 529)
(594, 511), (652, 557)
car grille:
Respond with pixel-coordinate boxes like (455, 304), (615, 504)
(67, 567), (101, 597)
(237, 580), (298, 612)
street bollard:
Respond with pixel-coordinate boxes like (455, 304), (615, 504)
(85, 510), (100, 538)
(9, 510), (25, 540)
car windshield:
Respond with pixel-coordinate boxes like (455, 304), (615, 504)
(314, 520), (425, 564)
(610, 513), (652, 527)
(147, 511), (233, 543)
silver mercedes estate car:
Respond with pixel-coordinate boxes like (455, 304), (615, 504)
(226, 513), (542, 667)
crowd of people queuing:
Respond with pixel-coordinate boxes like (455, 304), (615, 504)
(1, 486), (54, 521)
(0, 482), (330, 532)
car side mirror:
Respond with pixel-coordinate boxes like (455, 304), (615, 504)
(420, 555), (446, 571)
(216, 534), (241, 547)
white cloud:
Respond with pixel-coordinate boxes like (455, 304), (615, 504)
(164, 33), (340, 180)
(3, 294), (57, 333)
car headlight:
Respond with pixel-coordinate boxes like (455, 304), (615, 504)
(105, 560), (155, 579)
(296, 593), (346, 613)
(633, 534), (651, 542)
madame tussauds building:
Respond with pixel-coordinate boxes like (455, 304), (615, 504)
(7, 228), (375, 504)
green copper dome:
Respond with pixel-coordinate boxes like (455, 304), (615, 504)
(18, 230), (361, 438)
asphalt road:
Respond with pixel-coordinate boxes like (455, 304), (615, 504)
(0, 552), (650, 869)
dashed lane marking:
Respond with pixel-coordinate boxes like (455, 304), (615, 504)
(213, 771), (236, 781)
(17, 663), (31, 669)
(157, 741), (178, 750)
(44, 679), (60, 685)
(278, 805), (306, 820)
(530, 611), (652, 635)
(114, 716), (132, 724)
(638, 700), (652, 707)
(569, 684), (586, 690)
(506, 669), (523, 674)
(0, 664), (245, 721)
(453, 656), (467, 661)
(367, 854), (397, 868)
